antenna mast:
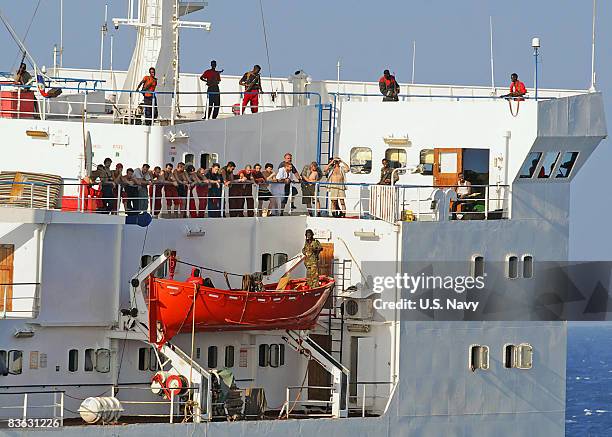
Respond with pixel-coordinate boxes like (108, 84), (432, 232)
(411, 40), (416, 84)
(489, 16), (495, 92)
(589, 0), (597, 92)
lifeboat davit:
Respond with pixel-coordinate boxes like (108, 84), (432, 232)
(147, 275), (334, 345)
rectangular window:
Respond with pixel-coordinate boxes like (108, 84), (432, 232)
(273, 253), (288, 270)
(349, 147), (372, 174)
(0, 350), (7, 376)
(504, 344), (515, 369)
(184, 153), (195, 166)
(507, 256), (519, 279)
(519, 152), (542, 178)
(537, 152), (560, 179)
(149, 348), (159, 371)
(140, 255), (152, 269)
(225, 346), (235, 368)
(469, 345), (489, 372)
(196, 347), (201, 360)
(419, 149), (434, 175)
(151, 255), (167, 278)
(68, 349), (79, 372)
(261, 253), (272, 275)
(96, 349), (111, 373)
(84, 349), (95, 372)
(385, 148), (407, 169)
(208, 346), (218, 368)
(472, 255), (485, 278)
(8, 350), (22, 375)
(258, 344), (269, 367)
(201, 153), (219, 169)
(523, 255), (534, 279)
(555, 152), (579, 178)
(269, 344), (280, 368)
(138, 348), (149, 371)
(517, 343), (533, 369)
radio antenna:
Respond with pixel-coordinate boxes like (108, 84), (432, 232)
(589, 0), (597, 92)
(489, 16), (495, 93)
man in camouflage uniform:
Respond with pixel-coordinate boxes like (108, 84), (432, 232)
(302, 229), (323, 288)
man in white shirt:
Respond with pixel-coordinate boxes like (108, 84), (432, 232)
(133, 164), (152, 213)
(270, 162), (299, 216)
(452, 172), (472, 219)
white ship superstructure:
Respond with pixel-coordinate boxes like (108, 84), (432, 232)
(0, 1), (608, 436)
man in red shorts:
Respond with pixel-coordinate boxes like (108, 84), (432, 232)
(239, 64), (262, 114)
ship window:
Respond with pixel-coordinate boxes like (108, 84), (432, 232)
(141, 255), (152, 268)
(555, 152), (579, 178)
(279, 344), (285, 366)
(350, 147), (372, 174)
(261, 253), (272, 275)
(8, 350), (22, 375)
(537, 152), (560, 179)
(471, 255), (485, 278)
(519, 152), (542, 178)
(385, 148), (407, 169)
(258, 344), (269, 367)
(273, 253), (288, 269)
(184, 154), (195, 166)
(152, 255), (167, 278)
(419, 149), (434, 175)
(196, 347), (201, 359)
(507, 255), (519, 279)
(469, 345), (489, 372)
(269, 344), (280, 368)
(96, 349), (111, 373)
(68, 349), (79, 372)
(523, 255), (533, 279)
(149, 348), (159, 371)
(85, 349), (95, 372)
(0, 350), (7, 376)
(138, 347), (150, 371)
(225, 346), (235, 368)
(208, 346), (218, 368)
(201, 153), (218, 169)
(503, 344), (533, 369)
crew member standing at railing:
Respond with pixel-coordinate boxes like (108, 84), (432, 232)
(13, 63), (32, 87)
(120, 168), (139, 215)
(205, 163), (224, 217)
(150, 166), (165, 217)
(379, 69), (400, 102)
(136, 67), (158, 126)
(133, 163), (152, 214)
(99, 158), (116, 213)
(200, 60), (222, 119)
(193, 167), (210, 218)
(378, 159), (399, 185)
(239, 65), (262, 114)
(163, 163), (180, 218)
(174, 162), (190, 218)
(222, 161), (240, 217)
(237, 165), (256, 217)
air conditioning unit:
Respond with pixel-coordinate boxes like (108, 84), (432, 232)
(344, 298), (373, 320)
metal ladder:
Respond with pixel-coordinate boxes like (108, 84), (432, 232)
(327, 259), (352, 363)
(318, 104), (334, 165)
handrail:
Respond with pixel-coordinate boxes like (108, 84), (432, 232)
(329, 91), (556, 101)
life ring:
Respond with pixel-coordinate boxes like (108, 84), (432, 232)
(164, 374), (188, 398)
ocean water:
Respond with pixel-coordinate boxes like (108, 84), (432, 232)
(566, 324), (612, 436)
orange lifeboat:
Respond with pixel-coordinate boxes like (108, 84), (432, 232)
(147, 275), (334, 345)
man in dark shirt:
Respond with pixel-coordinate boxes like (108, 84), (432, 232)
(200, 60), (222, 119)
(204, 163), (224, 217)
(239, 65), (262, 114)
(379, 69), (400, 102)
(378, 159), (399, 185)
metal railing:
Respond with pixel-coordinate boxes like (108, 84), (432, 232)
(1, 283), (41, 319)
(348, 381), (395, 417)
(0, 82), (322, 125)
(0, 179), (511, 223)
(281, 385), (334, 419)
(0, 391), (64, 426)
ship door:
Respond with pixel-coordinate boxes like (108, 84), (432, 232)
(0, 245), (14, 312)
(433, 148), (463, 188)
(308, 334), (332, 401)
(319, 243), (334, 308)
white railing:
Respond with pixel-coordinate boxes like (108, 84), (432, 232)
(280, 385), (334, 419)
(1, 283), (41, 320)
(348, 381), (395, 417)
(0, 391), (64, 426)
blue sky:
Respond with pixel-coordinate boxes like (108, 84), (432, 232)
(1, 1), (612, 257)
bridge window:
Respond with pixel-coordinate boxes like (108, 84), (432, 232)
(537, 152), (560, 179)
(349, 147), (372, 174)
(385, 148), (407, 169)
(419, 149), (434, 175)
(555, 152), (579, 178)
(519, 152), (542, 178)
(208, 346), (218, 368)
(225, 346), (235, 368)
(8, 350), (22, 375)
(469, 345), (489, 372)
(68, 349), (79, 372)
